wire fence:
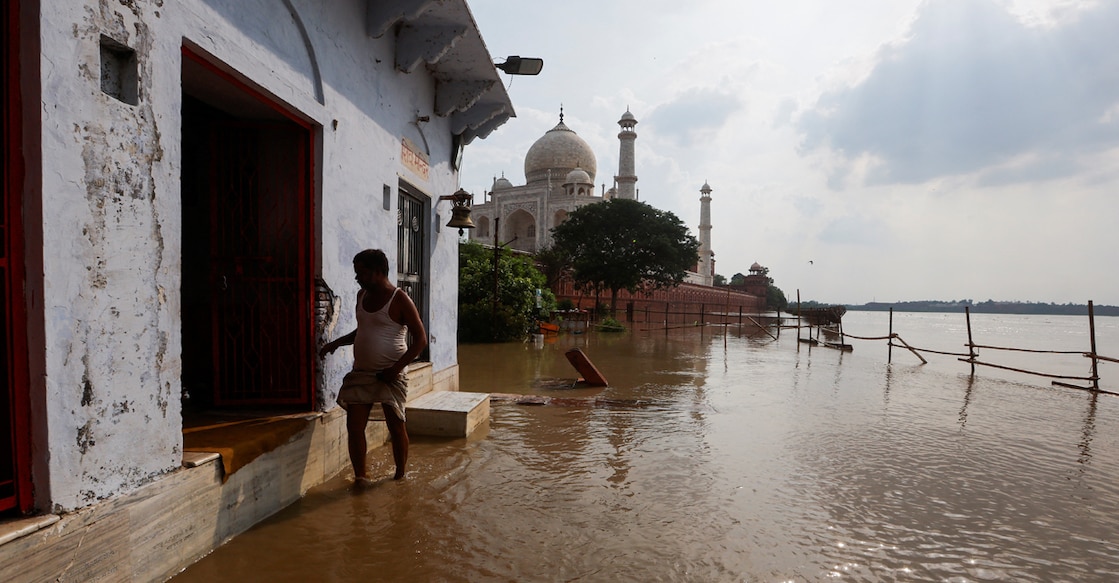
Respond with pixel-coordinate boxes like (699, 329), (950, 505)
(563, 294), (1115, 397)
(795, 302), (1116, 397)
(619, 298), (1115, 397)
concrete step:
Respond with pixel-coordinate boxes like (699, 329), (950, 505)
(406, 391), (490, 437)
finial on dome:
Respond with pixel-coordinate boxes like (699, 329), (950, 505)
(559, 103), (564, 123)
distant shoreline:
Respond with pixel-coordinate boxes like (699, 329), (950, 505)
(843, 301), (1119, 317)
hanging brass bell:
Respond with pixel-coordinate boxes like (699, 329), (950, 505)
(446, 203), (476, 234)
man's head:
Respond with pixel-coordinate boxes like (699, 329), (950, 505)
(353, 249), (389, 290)
(353, 249), (389, 276)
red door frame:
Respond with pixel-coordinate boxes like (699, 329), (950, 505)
(3, 0), (34, 514)
(182, 47), (316, 407)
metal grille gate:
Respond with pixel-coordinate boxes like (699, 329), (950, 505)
(1, 0), (30, 514)
(397, 188), (427, 341)
(209, 122), (311, 405)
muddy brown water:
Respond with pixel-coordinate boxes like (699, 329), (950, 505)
(177, 312), (1119, 581)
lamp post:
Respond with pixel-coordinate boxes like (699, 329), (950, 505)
(490, 217), (518, 340)
(493, 218), (499, 324)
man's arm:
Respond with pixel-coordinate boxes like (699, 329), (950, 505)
(383, 293), (428, 381)
(319, 329), (356, 359)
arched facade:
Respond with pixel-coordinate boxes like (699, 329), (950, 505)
(468, 110), (605, 252)
(505, 208), (537, 253)
(468, 108), (720, 287)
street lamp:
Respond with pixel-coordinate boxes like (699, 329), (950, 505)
(495, 56), (544, 76)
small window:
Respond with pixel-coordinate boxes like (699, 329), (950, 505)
(100, 35), (139, 105)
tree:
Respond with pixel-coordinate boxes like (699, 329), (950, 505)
(730, 272), (746, 286)
(551, 198), (699, 316)
(713, 273), (727, 286)
(766, 285), (788, 312)
(458, 241), (555, 342)
(533, 245), (571, 289)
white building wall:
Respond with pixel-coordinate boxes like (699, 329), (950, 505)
(39, 0), (181, 513)
(37, 0), (467, 512)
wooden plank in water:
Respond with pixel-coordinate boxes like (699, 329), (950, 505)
(565, 348), (609, 386)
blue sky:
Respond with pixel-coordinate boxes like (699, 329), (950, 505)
(461, 0), (1119, 305)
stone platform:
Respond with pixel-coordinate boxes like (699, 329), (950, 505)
(406, 391), (490, 437)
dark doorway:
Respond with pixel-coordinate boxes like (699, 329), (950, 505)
(181, 50), (314, 414)
(1, 0), (32, 515)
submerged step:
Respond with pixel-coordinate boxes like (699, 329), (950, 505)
(406, 391), (490, 437)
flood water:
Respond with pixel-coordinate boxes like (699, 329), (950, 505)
(176, 311), (1119, 581)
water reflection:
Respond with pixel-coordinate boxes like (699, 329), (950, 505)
(1078, 391), (1098, 468)
(958, 373), (975, 427)
(179, 317), (1119, 582)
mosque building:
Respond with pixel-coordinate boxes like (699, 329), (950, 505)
(468, 108), (717, 286)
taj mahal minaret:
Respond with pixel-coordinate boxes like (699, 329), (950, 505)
(697, 181), (714, 285)
(614, 108), (638, 199)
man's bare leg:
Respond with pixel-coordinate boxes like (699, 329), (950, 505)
(382, 403), (409, 479)
(346, 404), (374, 481)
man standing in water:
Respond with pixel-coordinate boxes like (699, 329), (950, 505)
(320, 249), (427, 481)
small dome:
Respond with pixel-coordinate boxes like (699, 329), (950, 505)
(564, 167), (591, 185)
(524, 118), (597, 186)
(750, 262), (764, 272)
(620, 109), (637, 123)
(492, 175), (514, 190)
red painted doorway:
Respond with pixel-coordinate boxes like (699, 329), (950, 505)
(181, 50), (315, 412)
(1, 0), (33, 515)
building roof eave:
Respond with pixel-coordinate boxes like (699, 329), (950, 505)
(366, 0), (515, 140)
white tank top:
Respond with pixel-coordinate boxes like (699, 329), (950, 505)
(353, 288), (408, 371)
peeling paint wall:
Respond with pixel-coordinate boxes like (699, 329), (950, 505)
(40, 0), (179, 512)
(38, 0), (466, 512)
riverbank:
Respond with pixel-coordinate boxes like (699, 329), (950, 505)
(846, 299), (1119, 316)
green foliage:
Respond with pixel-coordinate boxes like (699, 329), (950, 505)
(730, 272), (746, 286)
(533, 245), (571, 288)
(766, 285), (788, 312)
(791, 299), (830, 312)
(597, 317), (625, 332)
(713, 273), (727, 286)
(551, 198), (699, 315)
(458, 241), (556, 342)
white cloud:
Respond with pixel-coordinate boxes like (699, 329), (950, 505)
(796, 0), (1119, 186)
(1100, 102), (1119, 125)
(463, 0), (1119, 304)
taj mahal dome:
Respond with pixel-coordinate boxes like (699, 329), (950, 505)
(467, 108), (716, 285)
